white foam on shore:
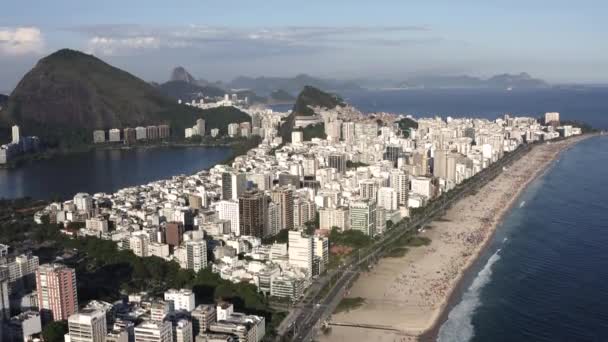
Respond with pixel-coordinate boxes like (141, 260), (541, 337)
(437, 249), (502, 342)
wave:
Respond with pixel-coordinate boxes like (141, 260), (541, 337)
(437, 249), (502, 342)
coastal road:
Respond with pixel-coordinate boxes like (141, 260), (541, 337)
(278, 144), (533, 341)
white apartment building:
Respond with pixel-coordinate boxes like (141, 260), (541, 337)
(12, 125), (20, 144)
(319, 207), (349, 231)
(67, 308), (107, 342)
(174, 319), (193, 342)
(109, 129), (121, 142)
(545, 112), (560, 124)
(228, 123), (239, 137)
(185, 240), (207, 272)
(85, 218), (108, 232)
(129, 232), (150, 257)
(134, 321), (173, 342)
(217, 200), (240, 235)
(313, 235), (329, 276)
(136, 127), (147, 140)
(74, 193), (93, 212)
(390, 170), (409, 206)
(164, 288), (196, 312)
(377, 187), (398, 211)
(410, 176), (433, 199)
(291, 131), (303, 144)
(288, 231), (313, 278)
(349, 200), (377, 237)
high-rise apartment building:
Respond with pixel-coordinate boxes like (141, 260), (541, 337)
(12, 125), (20, 144)
(390, 170), (409, 206)
(36, 263), (78, 322)
(222, 172), (247, 200)
(312, 235), (329, 276)
(318, 207), (349, 231)
(67, 308), (107, 342)
(433, 149), (448, 180)
(293, 197), (316, 229)
(377, 187), (398, 211)
(74, 193), (93, 212)
(196, 119), (206, 136)
(302, 155), (318, 177)
(174, 319), (193, 342)
(341, 121), (355, 143)
(165, 222), (184, 247)
(129, 231), (150, 257)
(288, 231), (313, 278)
(545, 112), (560, 125)
(238, 190), (267, 238)
(217, 200), (240, 235)
(0, 266), (10, 319)
(349, 200), (377, 237)
(191, 304), (216, 336)
(134, 321), (173, 342)
(266, 202), (281, 237)
(359, 179), (379, 201)
(271, 187), (294, 231)
(184, 240), (207, 272)
(327, 154), (346, 174)
(164, 289), (196, 312)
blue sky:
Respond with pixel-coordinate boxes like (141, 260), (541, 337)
(0, 0), (606, 90)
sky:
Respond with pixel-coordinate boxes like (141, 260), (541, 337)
(0, 0), (607, 91)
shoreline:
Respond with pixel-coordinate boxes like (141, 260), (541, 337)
(420, 135), (592, 341)
(0, 139), (251, 170)
(321, 135), (593, 342)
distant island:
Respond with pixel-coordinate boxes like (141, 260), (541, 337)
(398, 72), (549, 89)
(226, 73), (362, 95)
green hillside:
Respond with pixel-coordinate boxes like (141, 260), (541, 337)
(0, 49), (212, 148)
(199, 106), (251, 135)
(279, 86), (343, 142)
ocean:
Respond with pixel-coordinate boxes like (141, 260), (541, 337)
(437, 135), (608, 341)
(339, 88), (608, 341)
(342, 88), (608, 129)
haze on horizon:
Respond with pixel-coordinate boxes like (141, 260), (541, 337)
(0, 0), (606, 91)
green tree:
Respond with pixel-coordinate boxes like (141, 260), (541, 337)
(42, 321), (68, 342)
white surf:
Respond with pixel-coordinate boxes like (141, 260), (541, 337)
(437, 249), (502, 342)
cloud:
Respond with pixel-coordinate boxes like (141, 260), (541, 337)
(0, 26), (44, 55)
(86, 36), (160, 56)
(72, 24), (438, 57)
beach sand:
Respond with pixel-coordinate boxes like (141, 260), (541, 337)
(320, 137), (589, 342)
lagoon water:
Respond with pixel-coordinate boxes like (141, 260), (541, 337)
(0, 146), (231, 200)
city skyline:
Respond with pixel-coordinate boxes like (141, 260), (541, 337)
(1, 0), (608, 90)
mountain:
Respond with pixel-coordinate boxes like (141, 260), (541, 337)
(485, 73), (548, 89)
(170, 66), (197, 84)
(159, 81), (226, 102)
(227, 74), (361, 95)
(400, 72), (549, 89)
(269, 89), (295, 103)
(279, 86), (344, 142)
(0, 49), (242, 147)
(0, 94), (7, 111)
(292, 85), (344, 116)
(199, 106), (251, 135)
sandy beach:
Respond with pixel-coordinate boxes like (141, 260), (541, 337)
(320, 136), (590, 342)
